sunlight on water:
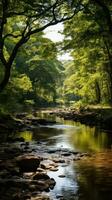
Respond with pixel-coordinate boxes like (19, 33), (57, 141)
(43, 124), (77, 130)
(19, 131), (33, 141)
(48, 164), (78, 200)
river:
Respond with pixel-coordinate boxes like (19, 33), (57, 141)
(15, 111), (112, 200)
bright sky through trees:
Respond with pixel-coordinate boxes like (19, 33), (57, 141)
(44, 23), (64, 42)
(44, 23), (72, 61)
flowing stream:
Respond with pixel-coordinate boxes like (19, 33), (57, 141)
(4, 111), (112, 200)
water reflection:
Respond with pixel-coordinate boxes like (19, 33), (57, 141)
(35, 112), (112, 200)
(74, 151), (112, 200)
(69, 125), (112, 152)
(16, 113), (112, 153)
(36, 112), (112, 152)
(19, 131), (33, 141)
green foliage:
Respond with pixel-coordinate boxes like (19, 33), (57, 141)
(0, 28), (63, 112)
(61, 2), (112, 106)
(0, 0), (112, 111)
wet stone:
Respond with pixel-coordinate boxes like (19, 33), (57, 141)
(53, 159), (65, 163)
(58, 175), (66, 178)
(60, 164), (68, 167)
(40, 164), (46, 169)
(16, 155), (41, 172)
(56, 195), (64, 199)
(49, 167), (59, 172)
(37, 168), (45, 173)
(31, 194), (50, 200)
(32, 172), (49, 180)
(61, 152), (71, 157)
(47, 149), (57, 154)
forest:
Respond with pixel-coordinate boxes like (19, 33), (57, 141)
(0, 0), (112, 114)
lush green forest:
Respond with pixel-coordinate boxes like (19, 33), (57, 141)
(0, 0), (112, 113)
(0, 2), (112, 200)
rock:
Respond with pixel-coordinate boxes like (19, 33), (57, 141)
(33, 172), (49, 180)
(12, 193), (22, 200)
(40, 162), (58, 170)
(47, 149), (57, 154)
(23, 194), (31, 200)
(40, 164), (46, 169)
(37, 168), (45, 172)
(16, 155), (41, 172)
(61, 164), (68, 167)
(34, 180), (50, 192)
(29, 184), (37, 192)
(32, 194), (50, 200)
(73, 157), (81, 161)
(70, 151), (79, 155)
(15, 113), (27, 119)
(58, 174), (66, 178)
(49, 167), (58, 172)
(56, 195), (64, 199)
(32, 172), (56, 191)
(61, 152), (71, 157)
(46, 178), (56, 189)
(24, 146), (29, 150)
(53, 159), (65, 163)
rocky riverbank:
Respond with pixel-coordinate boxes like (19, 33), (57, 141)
(0, 112), (91, 200)
(50, 107), (112, 131)
(0, 113), (57, 143)
(0, 140), (90, 200)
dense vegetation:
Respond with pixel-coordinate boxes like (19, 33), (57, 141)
(0, 0), (112, 113)
(62, 0), (112, 106)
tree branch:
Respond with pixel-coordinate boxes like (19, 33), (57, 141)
(0, 0), (8, 66)
(3, 33), (22, 40)
(26, 6), (81, 37)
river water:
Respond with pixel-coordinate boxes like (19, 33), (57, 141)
(17, 112), (112, 200)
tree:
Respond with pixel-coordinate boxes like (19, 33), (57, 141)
(0, 0), (82, 91)
(0, 28), (64, 112)
(61, 0), (112, 105)
(84, 0), (112, 103)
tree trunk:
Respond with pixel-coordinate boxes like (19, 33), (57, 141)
(95, 80), (101, 104)
(0, 65), (11, 92)
(103, 39), (112, 104)
(0, 37), (27, 92)
(108, 63), (112, 104)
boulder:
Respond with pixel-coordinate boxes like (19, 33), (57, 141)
(33, 172), (50, 180)
(32, 172), (56, 191)
(16, 155), (41, 172)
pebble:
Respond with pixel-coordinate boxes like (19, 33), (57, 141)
(49, 167), (59, 171)
(56, 194), (64, 199)
(58, 175), (66, 178)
